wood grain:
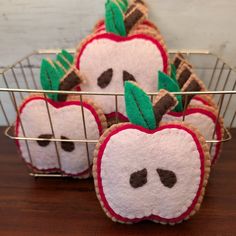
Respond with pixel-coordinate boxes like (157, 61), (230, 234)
(0, 127), (236, 235)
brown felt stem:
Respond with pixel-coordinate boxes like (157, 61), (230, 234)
(124, 2), (147, 34)
(58, 68), (83, 102)
(182, 76), (202, 108)
(153, 90), (178, 127)
(178, 64), (192, 88)
(173, 53), (185, 69)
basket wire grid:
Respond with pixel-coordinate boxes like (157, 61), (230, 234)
(0, 50), (235, 177)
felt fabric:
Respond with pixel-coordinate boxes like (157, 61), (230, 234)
(158, 71), (183, 112)
(15, 96), (105, 177)
(37, 134), (53, 147)
(53, 61), (66, 78)
(163, 107), (223, 163)
(123, 70), (136, 84)
(173, 57), (182, 70)
(153, 93), (177, 126)
(105, 0), (127, 36)
(124, 5), (145, 34)
(171, 64), (177, 81)
(97, 68), (113, 88)
(125, 82), (156, 130)
(95, 123), (209, 223)
(182, 77), (202, 107)
(57, 54), (71, 71)
(94, 19), (159, 35)
(130, 168), (148, 188)
(40, 59), (60, 101)
(61, 49), (74, 64)
(115, 0), (129, 12)
(58, 70), (82, 102)
(178, 67), (192, 88)
(156, 169), (177, 188)
(77, 33), (168, 117)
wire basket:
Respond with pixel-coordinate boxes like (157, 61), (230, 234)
(0, 50), (235, 177)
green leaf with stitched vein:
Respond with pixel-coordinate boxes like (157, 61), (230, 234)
(61, 49), (74, 64)
(158, 71), (183, 112)
(40, 59), (60, 101)
(53, 61), (66, 78)
(117, 0), (129, 12)
(125, 81), (156, 130)
(171, 64), (177, 82)
(105, 0), (127, 36)
(56, 53), (71, 70)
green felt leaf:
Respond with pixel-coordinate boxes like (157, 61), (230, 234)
(117, 0), (129, 12)
(158, 71), (183, 112)
(40, 59), (60, 101)
(61, 49), (74, 64)
(125, 81), (156, 130)
(53, 61), (66, 78)
(105, 0), (127, 36)
(56, 53), (71, 70)
(171, 64), (177, 82)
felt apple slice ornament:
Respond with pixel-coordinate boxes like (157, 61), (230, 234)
(158, 71), (224, 164)
(15, 95), (107, 177)
(75, 0), (169, 123)
(93, 82), (210, 224)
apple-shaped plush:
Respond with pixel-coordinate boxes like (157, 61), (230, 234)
(75, 0), (169, 123)
(15, 95), (107, 177)
(93, 82), (210, 224)
(158, 71), (224, 164)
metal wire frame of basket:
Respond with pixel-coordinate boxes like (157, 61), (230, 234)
(0, 50), (235, 177)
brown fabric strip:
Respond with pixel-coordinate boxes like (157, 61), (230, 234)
(58, 71), (81, 102)
(178, 68), (192, 88)
(124, 8), (144, 34)
(182, 79), (202, 107)
(173, 57), (182, 70)
(153, 94), (176, 126)
(125, 4), (136, 15)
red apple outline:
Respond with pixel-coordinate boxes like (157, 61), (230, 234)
(15, 96), (105, 177)
(95, 123), (207, 224)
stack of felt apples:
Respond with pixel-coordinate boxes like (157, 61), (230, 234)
(15, 0), (224, 224)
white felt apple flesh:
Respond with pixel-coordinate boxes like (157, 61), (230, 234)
(76, 33), (168, 119)
(94, 122), (210, 224)
(15, 96), (106, 177)
(162, 106), (224, 164)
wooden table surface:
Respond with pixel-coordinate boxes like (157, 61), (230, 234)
(0, 127), (236, 236)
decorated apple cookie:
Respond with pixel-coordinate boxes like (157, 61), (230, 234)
(158, 71), (224, 164)
(15, 94), (107, 177)
(75, 0), (169, 123)
(93, 82), (211, 224)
